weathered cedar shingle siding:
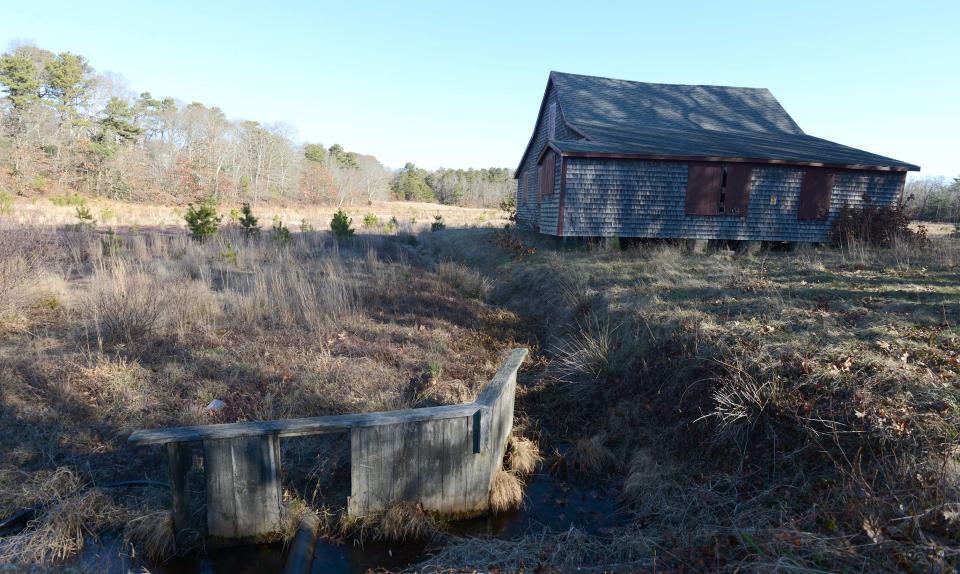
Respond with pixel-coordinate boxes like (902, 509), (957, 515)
(560, 159), (904, 241)
(515, 83), (581, 230)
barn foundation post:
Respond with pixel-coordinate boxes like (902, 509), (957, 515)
(689, 239), (709, 254)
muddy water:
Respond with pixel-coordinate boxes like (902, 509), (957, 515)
(72, 471), (620, 573)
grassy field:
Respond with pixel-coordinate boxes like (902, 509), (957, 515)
(1, 197), (959, 572)
(1, 196), (507, 233)
(423, 228), (960, 571)
(0, 203), (523, 566)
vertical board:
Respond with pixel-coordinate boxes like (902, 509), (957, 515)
(441, 416), (471, 514)
(203, 438), (237, 538)
(417, 419), (446, 512)
(348, 428), (367, 516)
(203, 435), (282, 540)
(166, 442), (193, 531)
(392, 422), (421, 503)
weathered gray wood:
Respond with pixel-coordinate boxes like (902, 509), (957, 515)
(137, 348), (527, 533)
(130, 402), (482, 446)
(347, 428), (367, 516)
(417, 418), (446, 512)
(475, 349), (528, 408)
(166, 442), (193, 531)
(203, 435), (283, 541)
(390, 422), (420, 504)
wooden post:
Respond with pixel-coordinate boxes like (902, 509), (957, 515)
(166, 442), (193, 531)
(203, 434), (283, 542)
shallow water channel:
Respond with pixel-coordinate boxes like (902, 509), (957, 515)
(74, 470), (621, 573)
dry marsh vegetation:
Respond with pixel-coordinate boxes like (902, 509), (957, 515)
(424, 228), (960, 572)
(0, 213), (524, 566)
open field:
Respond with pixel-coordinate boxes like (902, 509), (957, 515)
(424, 228), (960, 571)
(2, 198), (959, 572)
(1, 196), (508, 234)
(0, 205), (523, 568)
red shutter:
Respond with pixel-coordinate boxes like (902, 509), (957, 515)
(724, 164), (753, 216)
(540, 151), (556, 197)
(685, 163), (722, 216)
(798, 170), (834, 220)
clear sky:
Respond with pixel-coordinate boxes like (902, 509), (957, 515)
(3, 1), (957, 176)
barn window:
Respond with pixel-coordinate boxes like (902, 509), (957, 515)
(721, 164), (752, 215)
(685, 163), (722, 215)
(798, 169), (834, 220)
(687, 163), (752, 216)
(539, 151), (556, 198)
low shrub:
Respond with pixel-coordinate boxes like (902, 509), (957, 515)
(431, 214), (446, 232)
(330, 209), (354, 240)
(830, 199), (926, 247)
(238, 203), (260, 237)
(184, 200), (221, 242)
(362, 213), (379, 228)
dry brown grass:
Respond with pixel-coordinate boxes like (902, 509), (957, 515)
(428, 227), (960, 571)
(488, 469), (524, 513)
(346, 501), (439, 542)
(122, 511), (175, 562)
(5, 196), (507, 233)
(0, 488), (128, 564)
(0, 213), (523, 564)
(505, 434), (542, 476)
(568, 434), (619, 474)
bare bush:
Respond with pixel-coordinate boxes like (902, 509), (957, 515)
(84, 260), (167, 348)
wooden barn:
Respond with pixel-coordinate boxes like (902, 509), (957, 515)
(515, 71), (919, 243)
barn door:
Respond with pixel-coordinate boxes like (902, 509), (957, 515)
(685, 163), (722, 215)
(798, 170), (834, 220)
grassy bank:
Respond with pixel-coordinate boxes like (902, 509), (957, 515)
(421, 229), (960, 572)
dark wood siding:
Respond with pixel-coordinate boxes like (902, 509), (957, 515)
(723, 164), (753, 216)
(540, 151), (556, 198)
(798, 170), (835, 220)
(685, 163), (722, 215)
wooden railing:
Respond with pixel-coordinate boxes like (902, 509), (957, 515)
(129, 348), (527, 543)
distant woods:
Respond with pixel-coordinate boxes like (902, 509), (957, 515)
(904, 176), (960, 224)
(0, 43), (514, 207)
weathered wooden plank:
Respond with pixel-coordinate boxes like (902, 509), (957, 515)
(129, 402), (482, 446)
(233, 435), (282, 539)
(203, 438), (237, 539)
(475, 349), (527, 408)
(166, 442), (193, 531)
(442, 416), (471, 514)
(203, 435), (282, 540)
(389, 422), (420, 504)
(348, 427), (370, 517)
(418, 418), (445, 512)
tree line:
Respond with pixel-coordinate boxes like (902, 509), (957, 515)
(904, 176), (960, 224)
(0, 43), (514, 207)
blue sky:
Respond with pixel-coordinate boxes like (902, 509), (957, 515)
(3, 1), (957, 176)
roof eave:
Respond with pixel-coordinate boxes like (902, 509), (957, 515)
(541, 147), (918, 172)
